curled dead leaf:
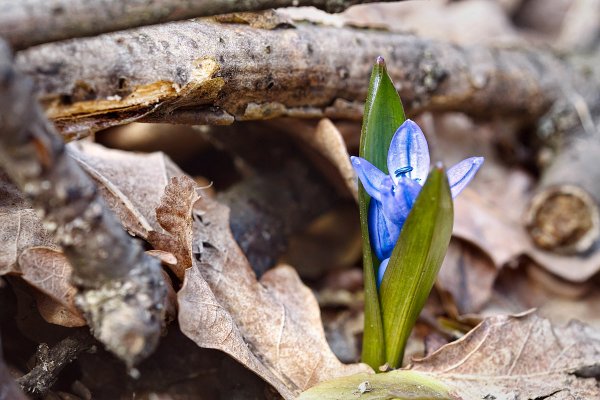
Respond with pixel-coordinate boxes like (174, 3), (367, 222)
(0, 173), (57, 275)
(454, 187), (600, 282)
(437, 238), (497, 316)
(147, 176), (200, 280)
(285, 118), (358, 202)
(145, 250), (178, 267)
(409, 311), (600, 399)
(301, 312), (600, 399)
(178, 194), (370, 399)
(67, 141), (173, 239)
(476, 261), (600, 330)
(17, 247), (85, 327)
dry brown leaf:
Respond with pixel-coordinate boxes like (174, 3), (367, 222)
(478, 262), (600, 330)
(303, 312), (600, 399)
(1, 144), (183, 328)
(17, 247), (85, 327)
(437, 238), (498, 316)
(286, 118), (358, 202)
(1, 143), (179, 276)
(67, 141), (173, 239)
(454, 187), (600, 282)
(34, 291), (85, 328)
(146, 250), (178, 267)
(178, 194), (370, 399)
(453, 188), (528, 268)
(409, 311), (600, 399)
(0, 173), (57, 275)
(147, 176), (200, 280)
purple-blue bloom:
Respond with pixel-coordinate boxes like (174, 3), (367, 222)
(351, 119), (484, 286)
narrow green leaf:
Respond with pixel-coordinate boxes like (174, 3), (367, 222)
(380, 166), (454, 368)
(359, 57), (406, 369)
(298, 370), (453, 400)
(360, 57), (406, 172)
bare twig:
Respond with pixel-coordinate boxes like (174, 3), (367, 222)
(17, 330), (95, 397)
(0, 40), (166, 367)
(0, 0), (401, 50)
(15, 19), (598, 139)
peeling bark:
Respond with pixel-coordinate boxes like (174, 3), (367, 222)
(0, 41), (166, 367)
(15, 19), (596, 138)
(0, 0), (400, 50)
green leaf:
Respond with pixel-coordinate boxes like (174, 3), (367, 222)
(380, 166), (453, 368)
(298, 370), (453, 400)
(360, 57), (406, 173)
(359, 57), (406, 369)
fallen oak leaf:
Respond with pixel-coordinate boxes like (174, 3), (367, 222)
(409, 311), (600, 399)
(1, 143), (179, 277)
(145, 250), (178, 267)
(17, 247), (85, 327)
(35, 292), (85, 328)
(302, 311), (600, 399)
(454, 187), (600, 282)
(473, 261), (600, 330)
(178, 193), (370, 399)
(147, 176), (199, 280)
(1, 144), (185, 330)
(285, 118), (358, 202)
(0, 173), (57, 275)
(436, 238), (497, 316)
(453, 188), (527, 269)
(67, 141), (173, 239)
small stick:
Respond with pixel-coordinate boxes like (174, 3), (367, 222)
(17, 330), (95, 397)
(0, 40), (166, 367)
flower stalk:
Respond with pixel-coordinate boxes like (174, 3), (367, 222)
(358, 56), (405, 369)
(356, 57), (483, 369)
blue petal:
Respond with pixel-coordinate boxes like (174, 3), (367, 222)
(380, 176), (422, 226)
(351, 156), (387, 202)
(447, 157), (484, 198)
(377, 258), (390, 289)
(368, 199), (400, 261)
(387, 119), (430, 186)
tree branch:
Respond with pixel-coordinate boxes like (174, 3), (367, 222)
(0, 0), (401, 50)
(0, 40), (166, 367)
(15, 19), (598, 139)
(17, 330), (95, 397)
(525, 122), (600, 254)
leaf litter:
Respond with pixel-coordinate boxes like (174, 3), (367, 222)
(301, 311), (600, 399)
(1, 118), (600, 399)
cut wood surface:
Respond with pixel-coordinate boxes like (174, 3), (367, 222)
(15, 18), (596, 138)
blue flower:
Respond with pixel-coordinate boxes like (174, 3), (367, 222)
(351, 119), (484, 286)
